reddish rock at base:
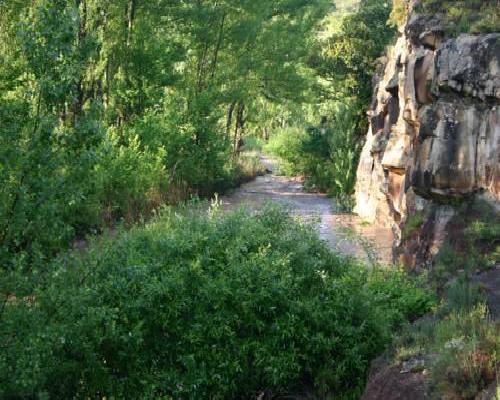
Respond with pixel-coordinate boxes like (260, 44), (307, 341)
(361, 357), (427, 400)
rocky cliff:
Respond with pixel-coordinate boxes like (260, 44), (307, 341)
(354, 1), (499, 268)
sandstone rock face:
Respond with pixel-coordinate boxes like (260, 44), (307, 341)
(354, 6), (500, 267)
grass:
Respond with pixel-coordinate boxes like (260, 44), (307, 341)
(431, 199), (499, 286)
(394, 301), (498, 399)
(386, 198), (499, 399)
(402, 213), (425, 240)
(416, 0), (500, 35)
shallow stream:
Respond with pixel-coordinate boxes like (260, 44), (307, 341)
(220, 156), (394, 266)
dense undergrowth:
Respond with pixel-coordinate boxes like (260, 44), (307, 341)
(394, 298), (498, 399)
(392, 280), (499, 399)
(1, 0), (496, 398)
(0, 0), (327, 277)
(432, 200), (500, 285)
(264, 104), (361, 209)
(0, 205), (434, 399)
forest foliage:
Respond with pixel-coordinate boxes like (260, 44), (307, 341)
(0, 0), (330, 278)
(0, 1), (440, 398)
(265, 0), (394, 206)
(389, 0), (500, 32)
(0, 0), (396, 275)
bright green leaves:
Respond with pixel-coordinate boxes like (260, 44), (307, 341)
(0, 0), (330, 279)
(0, 206), (433, 398)
(312, 0), (394, 102)
(264, 0), (395, 205)
(18, 1), (88, 110)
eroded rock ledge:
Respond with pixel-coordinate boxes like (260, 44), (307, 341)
(354, 2), (499, 268)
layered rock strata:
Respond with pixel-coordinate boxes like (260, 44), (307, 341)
(354, 5), (499, 267)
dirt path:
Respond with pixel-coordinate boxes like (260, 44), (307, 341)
(220, 156), (394, 266)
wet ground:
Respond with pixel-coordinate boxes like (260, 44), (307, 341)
(220, 156), (394, 266)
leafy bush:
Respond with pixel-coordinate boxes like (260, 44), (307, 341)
(396, 303), (498, 400)
(466, 220), (500, 245)
(429, 313), (497, 400)
(1, 0), (328, 279)
(443, 276), (486, 314)
(306, 103), (362, 198)
(397, 300), (498, 397)
(265, 0), (395, 205)
(431, 199), (499, 286)
(367, 269), (435, 325)
(402, 213), (425, 240)
(241, 137), (264, 153)
(391, 211), (499, 400)
(312, 0), (395, 103)
(0, 205), (432, 399)
(0, 98), (102, 275)
(264, 127), (308, 176)
(388, 0), (407, 28)
(264, 103), (362, 208)
(92, 128), (168, 226)
(232, 153), (267, 184)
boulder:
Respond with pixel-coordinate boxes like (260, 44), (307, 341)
(435, 34), (500, 100)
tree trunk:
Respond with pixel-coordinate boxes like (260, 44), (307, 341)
(126, 0), (136, 47)
(209, 13), (226, 80)
(262, 126), (269, 141)
(233, 102), (245, 156)
(71, 0), (87, 125)
(225, 101), (236, 141)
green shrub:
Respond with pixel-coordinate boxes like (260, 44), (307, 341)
(430, 242), (462, 286)
(265, 102), (362, 207)
(241, 137), (264, 153)
(443, 276), (486, 314)
(130, 101), (234, 199)
(0, 98), (102, 275)
(388, 0), (407, 28)
(393, 302), (499, 398)
(402, 213), (425, 240)
(431, 199), (500, 287)
(319, 103), (362, 198)
(93, 128), (168, 226)
(388, 202), (499, 400)
(264, 127), (308, 176)
(466, 220), (500, 244)
(367, 269), (435, 325)
(0, 205), (432, 399)
(391, 273), (498, 400)
(233, 153), (267, 183)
